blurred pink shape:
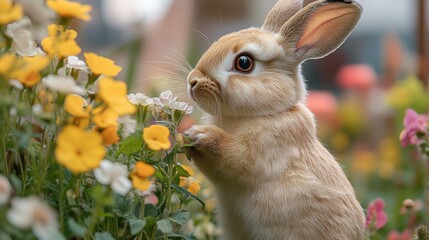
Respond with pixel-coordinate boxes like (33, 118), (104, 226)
(336, 64), (377, 91)
(387, 229), (412, 240)
(145, 193), (159, 206)
(306, 91), (338, 118)
(177, 115), (196, 133)
(365, 198), (388, 229)
(400, 109), (428, 147)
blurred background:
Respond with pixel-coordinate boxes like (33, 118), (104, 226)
(19, 0), (429, 238)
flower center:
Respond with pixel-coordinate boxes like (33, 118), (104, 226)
(76, 149), (82, 156)
(0, 182), (7, 193)
(34, 207), (50, 226)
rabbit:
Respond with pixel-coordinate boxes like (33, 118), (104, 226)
(185, 0), (364, 239)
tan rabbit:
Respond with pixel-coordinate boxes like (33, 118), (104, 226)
(185, 0), (364, 239)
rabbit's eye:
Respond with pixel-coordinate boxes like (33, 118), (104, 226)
(234, 55), (254, 73)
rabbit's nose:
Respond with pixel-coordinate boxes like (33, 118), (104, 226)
(189, 79), (198, 88)
(187, 69), (204, 88)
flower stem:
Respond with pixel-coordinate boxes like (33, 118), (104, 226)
(59, 169), (65, 232)
(136, 197), (146, 240)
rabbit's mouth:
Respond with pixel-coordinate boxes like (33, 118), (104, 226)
(187, 69), (223, 115)
(189, 86), (195, 101)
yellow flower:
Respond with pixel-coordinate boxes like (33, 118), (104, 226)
(47, 0), (92, 21)
(181, 165), (194, 176)
(17, 56), (50, 86)
(0, 53), (15, 75)
(377, 138), (400, 179)
(38, 90), (55, 112)
(0, 0), (23, 25)
(65, 94), (91, 128)
(178, 164), (200, 194)
(41, 24), (81, 58)
(0, 54), (50, 87)
(351, 149), (376, 175)
(130, 162), (155, 191)
(65, 94), (89, 118)
(179, 165), (195, 187)
(131, 176), (151, 192)
(187, 182), (201, 195)
(134, 162), (155, 178)
(97, 78), (136, 115)
(143, 125), (171, 151)
(55, 125), (105, 174)
(330, 131), (350, 152)
(385, 76), (429, 113)
(179, 178), (188, 188)
(101, 125), (120, 146)
(92, 107), (119, 128)
(84, 52), (122, 77)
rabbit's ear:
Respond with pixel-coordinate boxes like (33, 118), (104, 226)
(279, 0), (362, 62)
(303, 0), (317, 7)
(262, 0), (303, 33)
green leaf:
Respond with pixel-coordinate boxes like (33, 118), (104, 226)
(145, 204), (159, 217)
(129, 219), (146, 235)
(118, 132), (144, 156)
(154, 168), (168, 185)
(167, 233), (195, 240)
(165, 150), (176, 164)
(169, 210), (190, 225)
(45, 230), (67, 240)
(89, 185), (113, 206)
(67, 218), (87, 237)
(157, 219), (173, 234)
(175, 165), (191, 178)
(0, 232), (12, 240)
(8, 174), (22, 194)
(172, 184), (205, 209)
(95, 232), (115, 240)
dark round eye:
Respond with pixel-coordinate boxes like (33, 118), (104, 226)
(234, 55), (254, 73)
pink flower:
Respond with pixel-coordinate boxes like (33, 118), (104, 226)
(145, 194), (158, 206)
(400, 109), (428, 147)
(387, 229), (412, 240)
(306, 91), (338, 119)
(336, 64), (376, 91)
(365, 198), (388, 229)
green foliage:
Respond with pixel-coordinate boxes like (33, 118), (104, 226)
(0, 2), (215, 239)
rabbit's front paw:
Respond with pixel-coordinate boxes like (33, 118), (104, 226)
(185, 125), (228, 158)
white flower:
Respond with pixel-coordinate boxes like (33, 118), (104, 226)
(12, 29), (44, 56)
(66, 56), (88, 71)
(185, 105), (194, 114)
(194, 222), (217, 239)
(6, 18), (44, 57)
(170, 101), (188, 111)
(152, 90), (193, 113)
(152, 90), (176, 108)
(159, 90), (174, 100)
(42, 75), (85, 95)
(5, 17), (31, 37)
(0, 175), (12, 205)
(127, 93), (154, 106)
(117, 115), (137, 138)
(9, 79), (23, 90)
(94, 160), (132, 196)
(7, 196), (60, 240)
(32, 104), (43, 115)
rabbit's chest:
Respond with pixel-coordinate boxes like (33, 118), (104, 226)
(217, 182), (308, 239)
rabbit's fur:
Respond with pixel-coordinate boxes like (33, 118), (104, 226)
(186, 0), (365, 239)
